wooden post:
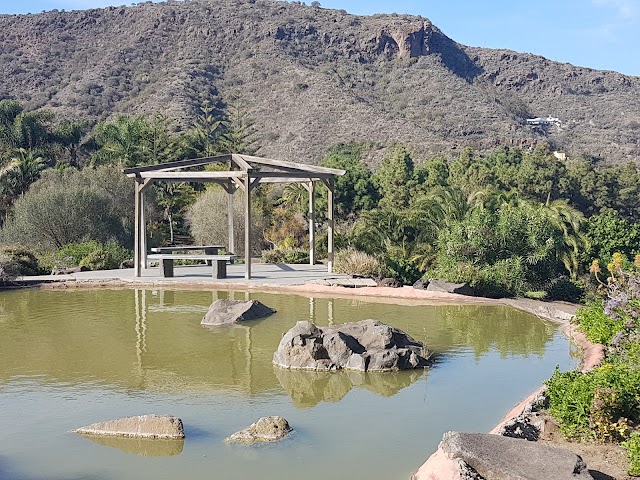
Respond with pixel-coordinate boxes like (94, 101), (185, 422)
(228, 182), (235, 255)
(308, 181), (315, 266)
(244, 175), (252, 280)
(140, 188), (147, 269)
(134, 181), (142, 277)
(327, 177), (335, 273)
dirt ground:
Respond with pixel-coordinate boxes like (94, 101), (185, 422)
(537, 414), (632, 480)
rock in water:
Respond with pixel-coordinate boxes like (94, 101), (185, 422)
(273, 319), (430, 372)
(226, 416), (292, 443)
(74, 415), (185, 439)
(201, 299), (276, 326)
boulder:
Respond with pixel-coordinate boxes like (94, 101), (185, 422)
(74, 415), (184, 439)
(201, 299), (276, 326)
(377, 277), (403, 288)
(413, 432), (593, 480)
(413, 279), (429, 290)
(120, 258), (134, 269)
(273, 319), (430, 372)
(426, 279), (474, 296)
(225, 416), (292, 443)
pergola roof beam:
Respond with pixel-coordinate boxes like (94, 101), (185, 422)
(234, 155), (345, 175)
(123, 155), (232, 176)
(136, 171), (247, 180)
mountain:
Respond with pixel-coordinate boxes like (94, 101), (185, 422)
(1, 0), (639, 165)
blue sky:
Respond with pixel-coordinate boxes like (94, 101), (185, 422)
(2, 0), (639, 76)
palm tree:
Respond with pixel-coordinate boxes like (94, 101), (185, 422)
(0, 148), (48, 198)
(93, 115), (152, 167)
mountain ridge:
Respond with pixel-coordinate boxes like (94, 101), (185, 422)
(1, 0), (638, 165)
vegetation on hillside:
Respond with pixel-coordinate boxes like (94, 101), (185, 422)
(0, 97), (638, 300)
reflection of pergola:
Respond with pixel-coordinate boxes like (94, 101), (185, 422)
(123, 154), (345, 280)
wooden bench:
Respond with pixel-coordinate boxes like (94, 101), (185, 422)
(147, 254), (237, 279)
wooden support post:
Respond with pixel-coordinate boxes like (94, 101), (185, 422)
(327, 178), (335, 273)
(140, 189), (147, 269)
(308, 181), (315, 266)
(244, 175), (252, 280)
(134, 181), (142, 277)
(228, 183), (235, 255)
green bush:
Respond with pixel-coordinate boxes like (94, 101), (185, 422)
(261, 248), (309, 264)
(45, 240), (131, 271)
(0, 254), (20, 283)
(575, 302), (624, 345)
(380, 247), (421, 285)
(622, 431), (640, 475)
(546, 364), (640, 441)
(474, 257), (527, 298)
(545, 277), (584, 303)
(0, 245), (40, 276)
(334, 247), (381, 277)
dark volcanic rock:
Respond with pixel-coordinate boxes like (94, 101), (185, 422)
(426, 279), (475, 296)
(413, 279), (429, 289)
(377, 277), (403, 288)
(273, 319), (430, 372)
(201, 300), (276, 326)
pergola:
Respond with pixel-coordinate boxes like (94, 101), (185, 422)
(123, 154), (345, 280)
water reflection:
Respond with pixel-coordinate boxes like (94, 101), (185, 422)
(274, 367), (426, 408)
(76, 435), (184, 457)
(0, 288), (558, 402)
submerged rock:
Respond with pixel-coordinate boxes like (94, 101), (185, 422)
(226, 416), (292, 443)
(78, 435), (184, 456)
(201, 299), (276, 326)
(273, 319), (430, 372)
(74, 415), (185, 439)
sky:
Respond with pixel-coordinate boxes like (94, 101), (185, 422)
(1, 0), (639, 76)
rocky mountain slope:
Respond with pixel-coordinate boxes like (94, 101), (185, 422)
(1, 0), (638, 165)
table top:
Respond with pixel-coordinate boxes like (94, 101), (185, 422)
(150, 245), (225, 253)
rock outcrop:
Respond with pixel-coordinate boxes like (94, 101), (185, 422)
(225, 416), (292, 443)
(201, 299), (275, 326)
(74, 415), (185, 439)
(273, 319), (430, 372)
(412, 432), (594, 480)
(426, 280), (475, 296)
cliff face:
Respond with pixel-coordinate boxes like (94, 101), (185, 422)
(0, 0), (638, 165)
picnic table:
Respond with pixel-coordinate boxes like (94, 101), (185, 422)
(147, 245), (235, 279)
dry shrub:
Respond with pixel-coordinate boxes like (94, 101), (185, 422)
(334, 246), (381, 277)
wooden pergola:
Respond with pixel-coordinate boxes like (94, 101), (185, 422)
(123, 154), (345, 280)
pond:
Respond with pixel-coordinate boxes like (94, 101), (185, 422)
(0, 288), (577, 480)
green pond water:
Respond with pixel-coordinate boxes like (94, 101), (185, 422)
(0, 288), (577, 480)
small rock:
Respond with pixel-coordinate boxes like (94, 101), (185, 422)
(201, 299), (276, 326)
(377, 277), (402, 288)
(413, 279), (429, 290)
(74, 415), (185, 439)
(120, 259), (134, 269)
(226, 416), (292, 443)
(52, 265), (90, 275)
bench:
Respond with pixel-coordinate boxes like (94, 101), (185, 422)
(147, 254), (237, 279)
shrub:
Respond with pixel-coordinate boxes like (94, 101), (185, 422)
(44, 240), (131, 271)
(546, 277), (585, 303)
(187, 188), (266, 256)
(546, 364), (640, 441)
(0, 254), (20, 283)
(380, 247), (421, 285)
(575, 302), (624, 345)
(622, 431), (640, 476)
(0, 244), (40, 276)
(261, 248), (309, 264)
(334, 247), (381, 277)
